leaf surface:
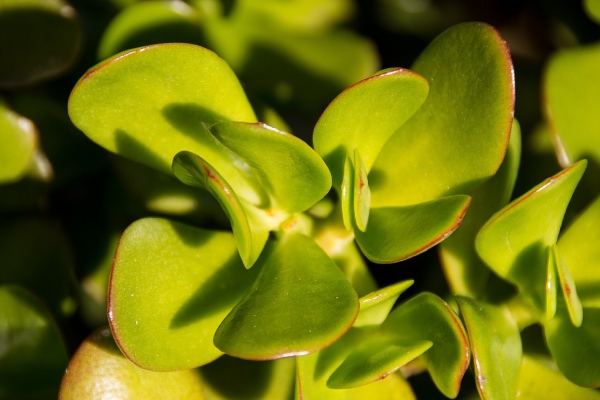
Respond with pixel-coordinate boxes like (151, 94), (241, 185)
(354, 280), (413, 328)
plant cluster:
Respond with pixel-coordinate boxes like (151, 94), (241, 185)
(1, 0), (600, 399)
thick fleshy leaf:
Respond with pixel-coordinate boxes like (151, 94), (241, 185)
(68, 43), (257, 180)
(456, 297), (521, 400)
(544, 42), (600, 166)
(0, 285), (68, 400)
(354, 195), (471, 263)
(108, 218), (259, 371)
(327, 337), (432, 389)
(584, 0), (600, 23)
(295, 329), (416, 400)
(173, 151), (269, 268)
(545, 246), (557, 321)
(98, 0), (203, 60)
(475, 160), (587, 313)
(354, 280), (413, 328)
(517, 354), (600, 399)
(558, 195), (600, 308)
(545, 304), (600, 388)
(353, 150), (370, 232)
(371, 22), (514, 207)
(313, 68), (428, 188)
(59, 328), (206, 399)
(214, 233), (359, 360)
(0, 0), (81, 88)
(341, 156), (355, 230)
(0, 99), (37, 184)
(199, 355), (295, 400)
(209, 121), (331, 213)
(554, 245), (582, 327)
(0, 218), (77, 318)
(381, 292), (470, 398)
(439, 121), (521, 297)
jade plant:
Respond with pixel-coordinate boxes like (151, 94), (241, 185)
(2, 1), (600, 399)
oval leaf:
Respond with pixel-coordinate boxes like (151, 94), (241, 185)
(381, 292), (470, 398)
(0, 100), (38, 184)
(355, 195), (471, 263)
(456, 297), (522, 400)
(371, 22), (514, 207)
(214, 233), (359, 360)
(313, 68), (428, 188)
(108, 218), (259, 371)
(475, 160), (587, 313)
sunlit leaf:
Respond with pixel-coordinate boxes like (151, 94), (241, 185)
(354, 280), (413, 328)
(353, 150), (370, 232)
(456, 297), (521, 400)
(214, 233), (359, 360)
(0, 285), (68, 400)
(554, 246), (582, 327)
(371, 22), (514, 207)
(59, 328), (206, 399)
(0, 99), (37, 184)
(108, 218), (259, 371)
(355, 195), (471, 263)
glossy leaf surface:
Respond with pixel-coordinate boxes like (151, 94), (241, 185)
(456, 297), (521, 400)
(355, 195), (471, 263)
(108, 218), (258, 371)
(371, 22), (514, 207)
(475, 160), (586, 312)
(381, 293), (469, 398)
(214, 233), (359, 360)
(0, 0), (81, 88)
(59, 328), (206, 399)
(69, 43), (257, 177)
(313, 68), (428, 188)
(0, 99), (37, 184)
(173, 151), (269, 268)
(98, 0), (203, 60)
(327, 337), (432, 389)
(354, 280), (413, 328)
(544, 42), (600, 166)
(554, 245), (582, 327)
(0, 285), (68, 400)
(353, 150), (370, 232)
(439, 121), (521, 297)
(210, 121), (331, 213)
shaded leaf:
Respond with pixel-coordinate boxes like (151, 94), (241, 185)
(353, 150), (370, 232)
(354, 280), (413, 328)
(554, 245), (582, 327)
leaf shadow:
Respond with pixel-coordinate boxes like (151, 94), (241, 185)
(162, 102), (227, 140)
(114, 129), (171, 172)
(506, 240), (548, 311)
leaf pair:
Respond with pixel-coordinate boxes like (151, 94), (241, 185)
(313, 22), (514, 263)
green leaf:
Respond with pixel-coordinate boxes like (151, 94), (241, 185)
(59, 327), (206, 399)
(0, 285), (68, 400)
(439, 120), (521, 297)
(545, 246), (558, 321)
(371, 22), (514, 207)
(108, 218), (259, 371)
(0, 218), (77, 318)
(558, 195), (600, 308)
(554, 246), (582, 327)
(354, 280), (413, 328)
(584, 0), (600, 24)
(98, 0), (203, 60)
(475, 160), (587, 313)
(327, 337), (432, 389)
(353, 150), (370, 232)
(68, 43), (257, 177)
(544, 42), (600, 166)
(517, 354), (600, 399)
(341, 156), (355, 231)
(172, 151), (269, 268)
(381, 292), (470, 398)
(0, 99), (37, 184)
(209, 121), (331, 213)
(0, 0), (81, 88)
(456, 297), (521, 400)
(313, 68), (428, 188)
(354, 195), (471, 263)
(214, 233), (359, 360)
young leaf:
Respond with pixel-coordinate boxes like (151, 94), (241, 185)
(371, 22), (514, 207)
(341, 156), (355, 230)
(0, 99), (37, 184)
(108, 218), (259, 371)
(354, 195), (471, 263)
(172, 151), (269, 268)
(381, 292), (470, 398)
(475, 160), (587, 313)
(0, 285), (68, 400)
(353, 150), (371, 232)
(354, 280), (414, 328)
(69, 43), (257, 177)
(456, 297), (522, 400)
(209, 121), (331, 213)
(59, 328), (206, 399)
(554, 246), (583, 327)
(313, 68), (428, 188)
(214, 233), (359, 360)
